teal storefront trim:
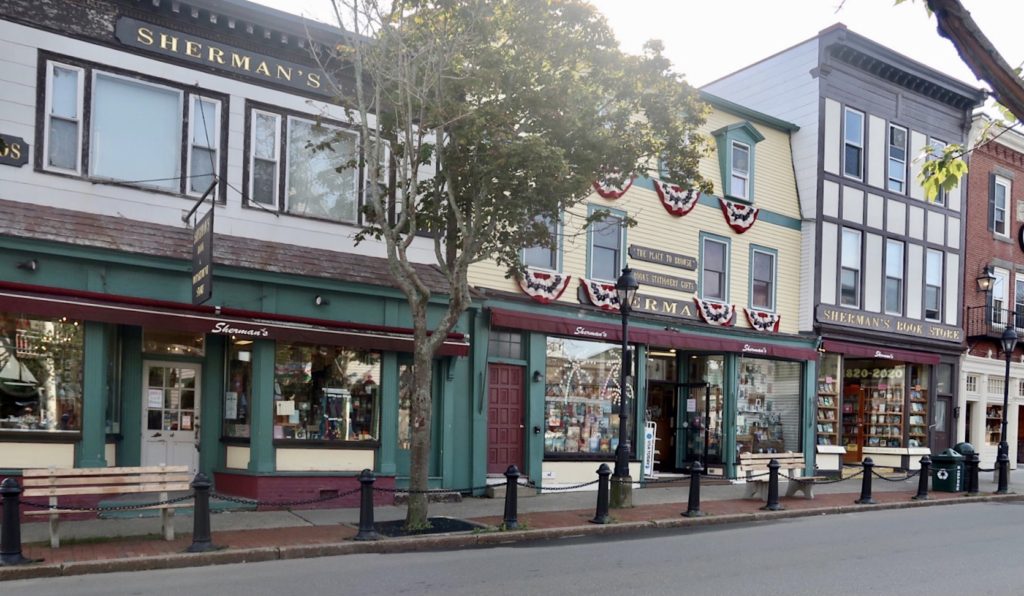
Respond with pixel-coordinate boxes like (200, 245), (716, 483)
(77, 321), (110, 468)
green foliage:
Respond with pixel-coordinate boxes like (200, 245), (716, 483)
(918, 143), (967, 202)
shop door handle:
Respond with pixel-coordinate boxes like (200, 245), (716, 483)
(152, 432), (162, 438)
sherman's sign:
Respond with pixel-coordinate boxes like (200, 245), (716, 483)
(0, 134), (28, 167)
(632, 269), (696, 294)
(816, 305), (963, 343)
(115, 17), (329, 97)
(628, 245), (697, 271)
(630, 293), (698, 321)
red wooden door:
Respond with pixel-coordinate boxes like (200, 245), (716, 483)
(487, 364), (525, 474)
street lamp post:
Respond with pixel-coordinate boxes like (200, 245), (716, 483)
(611, 266), (639, 509)
(997, 324), (1017, 494)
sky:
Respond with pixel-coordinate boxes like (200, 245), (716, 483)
(252, 0), (1023, 93)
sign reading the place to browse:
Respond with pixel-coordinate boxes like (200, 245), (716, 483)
(0, 134), (28, 167)
(816, 305), (963, 343)
(628, 245), (697, 271)
(115, 17), (330, 97)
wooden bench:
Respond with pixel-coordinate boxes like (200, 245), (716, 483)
(737, 452), (824, 500)
(22, 465), (191, 548)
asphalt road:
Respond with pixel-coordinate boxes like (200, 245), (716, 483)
(8, 501), (1024, 596)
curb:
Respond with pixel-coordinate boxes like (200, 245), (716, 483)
(3, 492), (1021, 581)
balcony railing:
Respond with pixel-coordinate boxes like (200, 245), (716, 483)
(965, 305), (1024, 340)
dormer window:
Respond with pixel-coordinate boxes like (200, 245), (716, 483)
(712, 121), (764, 203)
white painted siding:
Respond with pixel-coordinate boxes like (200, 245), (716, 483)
(908, 205), (925, 240)
(824, 99), (841, 176)
(909, 130), (927, 201)
(926, 210), (945, 245)
(945, 252), (960, 325)
(820, 222), (839, 305)
(0, 19), (437, 264)
(887, 199), (906, 235)
(867, 115), (886, 189)
(864, 233), (883, 313)
(822, 180), (840, 218)
(842, 186), (864, 224)
(703, 38), (820, 218)
(947, 217), (961, 249)
(866, 193), (884, 229)
(907, 243), (924, 319)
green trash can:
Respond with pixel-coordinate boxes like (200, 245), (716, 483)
(931, 448), (964, 492)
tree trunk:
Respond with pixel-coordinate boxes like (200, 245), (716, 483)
(405, 329), (436, 529)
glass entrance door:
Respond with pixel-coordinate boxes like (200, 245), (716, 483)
(142, 362), (200, 474)
(682, 355), (725, 466)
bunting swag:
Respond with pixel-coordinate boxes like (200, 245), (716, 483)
(654, 179), (700, 216)
(518, 269), (572, 304)
(694, 297), (736, 327)
(719, 198), (760, 233)
(592, 175), (634, 199)
(745, 308), (782, 332)
(580, 278), (620, 311)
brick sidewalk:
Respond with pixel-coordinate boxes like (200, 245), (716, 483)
(10, 488), (990, 571)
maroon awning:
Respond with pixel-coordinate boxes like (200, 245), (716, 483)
(0, 282), (469, 357)
(821, 339), (939, 365)
(489, 308), (818, 361)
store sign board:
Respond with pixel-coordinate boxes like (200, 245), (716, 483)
(630, 293), (698, 321)
(628, 245), (697, 271)
(0, 134), (28, 167)
(633, 269), (696, 294)
(210, 321), (270, 338)
(191, 207), (214, 305)
(816, 305), (963, 343)
(115, 17), (329, 97)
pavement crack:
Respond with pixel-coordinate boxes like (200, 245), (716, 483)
(288, 510), (318, 526)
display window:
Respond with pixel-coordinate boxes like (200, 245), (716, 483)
(273, 343), (381, 442)
(687, 355), (724, 464)
(842, 360), (929, 456)
(0, 313), (84, 433)
(543, 337), (633, 456)
(223, 339), (253, 439)
(736, 357), (802, 456)
(816, 354), (841, 447)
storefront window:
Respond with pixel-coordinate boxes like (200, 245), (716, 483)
(816, 354), (840, 446)
(223, 340), (253, 438)
(105, 326), (121, 434)
(273, 344), (380, 442)
(737, 358), (802, 455)
(398, 364), (413, 450)
(843, 360), (925, 450)
(543, 337), (633, 456)
(143, 329), (204, 357)
(0, 314), (84, 433)
(688, 355), (724, 464)
(907, 364), (930, 448)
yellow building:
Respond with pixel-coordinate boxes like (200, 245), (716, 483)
(470, 93), (819, 485)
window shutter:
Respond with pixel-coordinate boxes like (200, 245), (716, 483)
(989, 172), (997, 231)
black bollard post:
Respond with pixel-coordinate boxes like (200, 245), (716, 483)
(913, 455), (931, 501)
(761, 459), (783, 511)
(856, 457), (877, 504)
(187, 473), (219, 553)
(966, 452), (980, 496)
(355, 469), (381, 541)
(1, 478), (33, 566)
(996, 451), (1010, 494)
(591, 464), (611, 525)
(502, 465), (520, 530)
(683, 460), (704, 518)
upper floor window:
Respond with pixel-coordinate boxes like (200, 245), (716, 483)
(1016, 278), (1024, 329)
(523, 215), (559, 271)
(840, 228), (861, 308)
(925, 250), (944, 322)
(887, 125), (907, 193)
(731, 142), (750, 200)
(750, 247), (776, 311)
(991, 175), (1011, 237)
(712, 121), (764, 202)
(42, 59), (224, 199)
(991, 267), (1009, 326)
(246, 106), (360, 224)
(885, 239), (904, 315)
(843, 108), (864, 180)
(588, 210), (624, 282)
(928, 139), (947, 205)
(701, 235), (729, 301)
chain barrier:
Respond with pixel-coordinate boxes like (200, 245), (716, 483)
(371, 484), (494, 495)
(871, 469), (920, 482)
(210, 487), (361, 509)
(537, 479), (601, 491)
(19, 493), (194, 512)
(978, 467), (996, 473)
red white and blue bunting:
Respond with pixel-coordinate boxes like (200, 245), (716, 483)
(693, 297), (736, 327)
(718, 198), (760, 234)
(744, 308), (782, 333)
(518, 269), (572, 304)
(592, 174), (635, 200)
(653, 179), (700, 217)
(580, 278), (620, 312)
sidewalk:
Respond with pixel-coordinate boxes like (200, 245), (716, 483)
(2, 474), (1019, 581)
